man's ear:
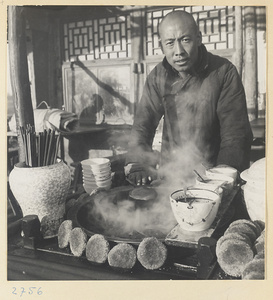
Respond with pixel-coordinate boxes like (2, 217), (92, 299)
(159, 40), (164, 53)
(197, 31), (202, 46)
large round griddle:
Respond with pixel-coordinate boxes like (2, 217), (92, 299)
(67, 185), (174, 244)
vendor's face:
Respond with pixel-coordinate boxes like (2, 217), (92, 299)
(159, 15), (202, 75)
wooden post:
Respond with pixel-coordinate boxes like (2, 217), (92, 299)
(8, 6), (35, 162)
(256, 6), (266, 119)
(234, 6), (243, 77)
(243, 6), (258, 121)
(131, 8), (145, 105)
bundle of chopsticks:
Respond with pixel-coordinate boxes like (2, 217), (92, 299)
(20, 125), (60, 167)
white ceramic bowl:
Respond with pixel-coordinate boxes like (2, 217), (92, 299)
(81, 158), (109, 165)
(206, 166), (238, 181)
(83, 182), (96, 188)
(81, 159), (94, 166)
(196, 173), (234, 193)
(91, 166), (111, 175)
(82, 165), (111, 180)
(83, 173), (96, 181)
(94, 173), (111, 181)
(83, 178), (96, 184)
(170, 188), (222, 232)
(82, 172), (95, 178)
(81, 158), (111, 173)
(81, 162), (92, 167)
(95, 177), (112, 187)
(194, 180), (224, 197)
(92, 166), (111, 174)
(89, 157), (110, 167)
(82, 168), (94, 174)
(83, 184), (95, 194)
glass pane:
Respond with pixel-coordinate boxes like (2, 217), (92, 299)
(64, 64), (134, 126)
(97, 65), (133, 125)
(66, 68), (98, 120)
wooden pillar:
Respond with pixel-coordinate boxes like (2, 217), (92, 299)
(131, 8), (145, 106)
(256, 6), (266, 119)
(234, 6), (243, 77)
(8, 6), (35, 161)
(243, 6), (258, 121)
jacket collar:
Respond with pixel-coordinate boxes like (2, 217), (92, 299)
(162, 44), (209, 77)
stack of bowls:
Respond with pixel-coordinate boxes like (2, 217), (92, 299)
(195, 172), (234, 196)
(205, 166), (238, 182)
(193, 166), (236, 197)
(81, 158), (112, 194)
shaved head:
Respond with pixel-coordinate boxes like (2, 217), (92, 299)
(158, 11), (199, 38)
(158, 10), (202, 76)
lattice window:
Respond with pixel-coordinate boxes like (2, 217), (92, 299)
(63, 14), (131, 61)
(145, 6), (235, 56)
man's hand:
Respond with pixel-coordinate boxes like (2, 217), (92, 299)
(124, 163), (157, 186)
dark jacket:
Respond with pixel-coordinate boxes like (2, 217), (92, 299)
(126, 45), (253, 172)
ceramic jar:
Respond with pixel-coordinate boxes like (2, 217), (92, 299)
(240, 158), (265, 222)
(9, 160), (71, 238)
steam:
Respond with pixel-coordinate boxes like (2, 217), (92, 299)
(88, 96), (214, 237)
(87, 188), (177, 238)
(83, 141), (209, 239)
(158, 140), (205, 191)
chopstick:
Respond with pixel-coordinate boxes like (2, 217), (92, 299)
(27, 127), (32, 167)
(46, 129), (55, 166)
(40, 131), (45, 167)
(193, 169), (208, 183)
(37, 133), (41, 167)
(53, 134), (60, 164)
(19, 125), (61, 167)
(20, 126), (28, 166)
(43, 129), (49, 166)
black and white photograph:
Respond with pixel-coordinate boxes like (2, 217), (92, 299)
(3, 2), (271, 299)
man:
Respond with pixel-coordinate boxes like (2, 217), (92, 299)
(125, 10), (253, 186)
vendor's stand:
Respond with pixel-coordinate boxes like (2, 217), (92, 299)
(7, 164), (248, 281)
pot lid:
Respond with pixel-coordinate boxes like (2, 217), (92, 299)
(240, 157), (265, 182)
(129, 186), (157, 201)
